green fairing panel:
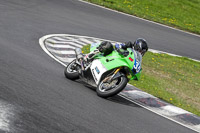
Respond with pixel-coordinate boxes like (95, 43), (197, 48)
(131, 69), (141, 80)
(90, 43), (141, 81)
(100, 56), (129, 70)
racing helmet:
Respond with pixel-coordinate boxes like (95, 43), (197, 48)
(133, 38), (148, 56)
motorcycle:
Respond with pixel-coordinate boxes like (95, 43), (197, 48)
(64, 43), (142, 98)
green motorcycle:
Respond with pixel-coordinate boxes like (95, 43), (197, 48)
(64, 43), (142, 98)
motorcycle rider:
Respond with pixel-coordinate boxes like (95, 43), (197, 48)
(84, 38), (148, 67)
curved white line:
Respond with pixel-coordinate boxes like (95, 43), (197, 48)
(39, 35), (67, 67)
(46, 43), (76, 49)
(48, 49), (75, 55)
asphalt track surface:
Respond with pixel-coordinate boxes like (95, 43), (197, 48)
(0, 0), (199, 133)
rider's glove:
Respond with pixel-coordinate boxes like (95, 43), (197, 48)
(116, 48), (129, 57)
(115, 43), (125, 49)
(115, 43), (120, 50)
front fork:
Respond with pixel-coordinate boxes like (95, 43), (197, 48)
(103, 67), (123, 83)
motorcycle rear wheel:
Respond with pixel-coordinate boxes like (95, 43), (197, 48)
(64, 59), (79, 80)
(96, 73), (128, 98)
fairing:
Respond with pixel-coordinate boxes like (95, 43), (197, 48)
(90, 43), (142, 82)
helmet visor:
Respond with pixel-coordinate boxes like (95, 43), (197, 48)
(139, 49), (147, 56)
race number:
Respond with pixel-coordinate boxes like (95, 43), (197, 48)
(133, 60), (141, 73)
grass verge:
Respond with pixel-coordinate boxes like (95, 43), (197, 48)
(82, 44), (200, 116)
(84, 0), (200, 34)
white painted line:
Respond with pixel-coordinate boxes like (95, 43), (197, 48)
(51, 36), (72, 41)
(45, 40), (82, 48)
(47, 37), (93, 46)
(78, 0), (200, 38)
(149, 49), (182, 57)
(48, 49), (75, 55)
(152, 108), (180, 117)
(63, 42), (83, 48)
(39, 36), (67, 67)
(148, 49), (200, 62)
(46, 39), (74, 44)
(122, 90), (156, 99)
(194, 125), (200, 132)
(59, 36), (77, 41)
(56, 56), (74, 63)
(160, 105), (192, 116)
(79, 38), (96, 44)
(71, 41), (86, 46)
(46, 43), (76, 49)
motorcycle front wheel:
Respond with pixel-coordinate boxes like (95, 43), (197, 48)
(96, 73), (128, 98)
(64, 59), (79, 80)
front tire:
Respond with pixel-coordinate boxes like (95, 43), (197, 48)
(64, 59), (79, 80)
(96, 73), (128, 98)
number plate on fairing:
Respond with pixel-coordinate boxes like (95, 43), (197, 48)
(90, 60), (107, 84)
(133, 59), (141, 73)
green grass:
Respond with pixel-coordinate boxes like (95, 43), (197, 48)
(82, 45), (200, 116)
(84, 0), (200, 34)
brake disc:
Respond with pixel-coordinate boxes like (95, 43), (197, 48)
(102, 79), (118, 90)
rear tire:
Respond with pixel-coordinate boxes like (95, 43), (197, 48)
(64, 59), (79, 80)
(96, 73), (128, 98)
